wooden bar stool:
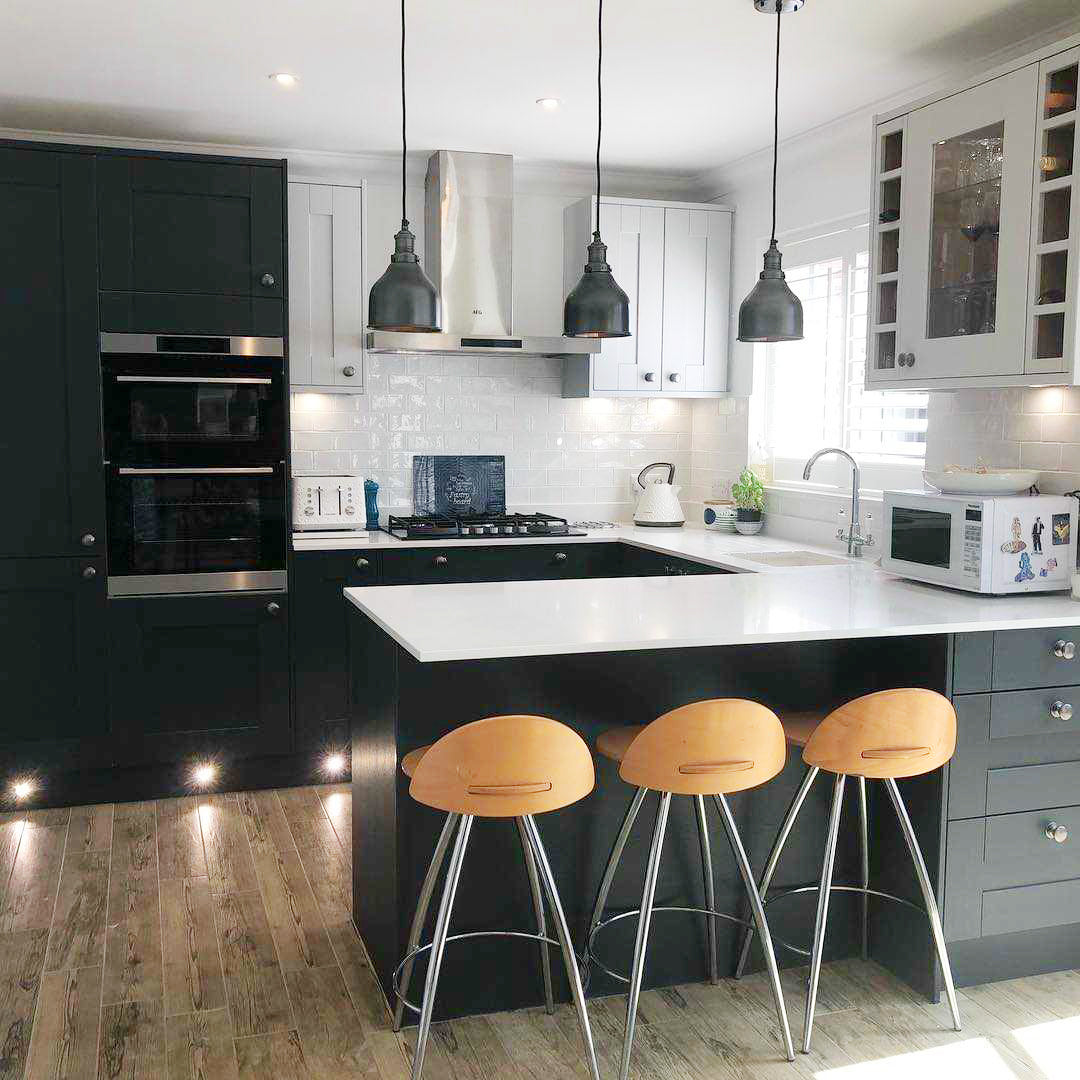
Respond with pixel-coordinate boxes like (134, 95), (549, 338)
(589, 699), (796, 1080)
(394, 715), (600, 1080)
(733, 688), (962, 1053)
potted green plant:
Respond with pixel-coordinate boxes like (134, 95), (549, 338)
(731, 469), (766, 535)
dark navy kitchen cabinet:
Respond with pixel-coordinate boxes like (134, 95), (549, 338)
(107, 592), (292, 767)
(0, 558), (111, 770)
(292, 551), (383, 753)
(97, 153), (286, 334)
(0, 145), (104, 560)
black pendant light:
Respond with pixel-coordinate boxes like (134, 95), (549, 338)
(564, 0), (630, 338)
(368, 0), (441, 333)
(737, 0), (804, 343)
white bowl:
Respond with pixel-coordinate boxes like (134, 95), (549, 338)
(923, 468), (1040, 495)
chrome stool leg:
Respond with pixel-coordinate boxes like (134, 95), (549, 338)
(411, 815), (473, 1080)
(694, 794), (719, 986)
(520, 815), (602, 1080)
(734, 764), (820, 979)
(858, 776), (870, 961)
(714, 794), (796, 1062)
(587, 786), (648, 952)
(804, 773), (845, 1054)
(620, 791), (672, 1080)
(884, 778), (962, 1033)
(394, 812), (460, 1032)
(516, 816), (554, 1015)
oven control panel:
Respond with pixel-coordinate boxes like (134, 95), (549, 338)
(293, 475), (364, 529)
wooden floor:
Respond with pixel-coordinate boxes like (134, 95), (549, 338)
(0, 786), (1075, 1079)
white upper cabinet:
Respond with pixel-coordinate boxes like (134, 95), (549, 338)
(868, 36), (1080, 389)
(288, 182), (365, 392)
(562, 197), (733, 397)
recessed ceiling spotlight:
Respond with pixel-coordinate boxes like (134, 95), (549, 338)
(269, 72), (300, 88)
(535, 97), (562, 111)
(192, 763), (217, 787)
(324, 752), (347, 777)
(11, 779), (33, 802)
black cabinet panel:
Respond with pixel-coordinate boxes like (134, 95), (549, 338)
(98, 155), (285, 300)
(99, 291), (284, 336)
(0, 147), (103, 558)
(293, 551), (381, 751)
(0, 557), (110, 769)
(108, 592), (291, 765)
(620, 545), (727, 577)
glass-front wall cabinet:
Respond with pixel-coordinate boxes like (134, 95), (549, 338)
(869, 41), (1080, 387)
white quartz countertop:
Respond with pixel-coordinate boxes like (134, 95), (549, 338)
(339, 527), (1080, 662)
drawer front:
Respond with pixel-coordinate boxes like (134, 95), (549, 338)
(990, 687), (1080, 739)
(502, 543), (621, 581)
(992, 626), (1080, 691)
(386, 546), (513, 584)
(987, 760), (1080, 815)
(985, 805), (1080, 880)
(983, 878), (1080, 937)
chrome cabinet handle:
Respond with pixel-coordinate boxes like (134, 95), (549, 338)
(1054, 640), (1076, 660)
(553, 552), (568, 562)
(260, 272), (277, 287)
(433, 555), (448, 567)
(355, 557), (370, 569)
(668, 372), (681, 383)
(81, 566), (96, 580)
(643, 372), (656, 382)
(1050, 700), (1074, 721)
(81, 533), (96, 547)
(898, 352), (917, 368)
(266, 601), (281, 615)
(342, 365), (357, 378)
(1046, 821), (1069, 843)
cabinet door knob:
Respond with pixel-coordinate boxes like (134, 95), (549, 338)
(1053, 639), (1076, 660)
(266, 601), (281, 615)
(643, 371), (656, 382)
(260, 272), (277, 287)
(355, 557), (369, 569)
(80, 532), (96, 547)
(433, 555), (449, 567)
(342, 365), (357, 378)
(81, 566), (96, 580)
(668, 372), (681, 383)
(1046, 821), (1069, 843)
(553, 551), (568, 562)
(1050, 700), (1074, 721)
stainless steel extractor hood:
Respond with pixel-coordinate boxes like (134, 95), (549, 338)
(365, 150), (598, 357)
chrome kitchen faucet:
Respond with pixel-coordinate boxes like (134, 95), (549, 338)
(803, 448), (874, 558)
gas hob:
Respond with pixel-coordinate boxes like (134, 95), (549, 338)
(387, 512), (585, 540)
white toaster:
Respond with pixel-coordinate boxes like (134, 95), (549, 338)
(293, 475), (365, 530)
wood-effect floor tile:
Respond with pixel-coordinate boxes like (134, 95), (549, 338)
(0, 928), (48, 1080)
(325, 923), (389, 1036)
(25, 965), (103, 1080)
(0, 815), (27, 899)
(98, 999), (166, 1079)
(165, 1007), (239, 1080)
(213, 891), (292, 1038)
(279, 799), (351, 929)
(200, 797), (259, 896)
(45, 850), (109, 971)
(0, 818), (66, 933)
(102, 801), (162, 1006)
(161, 877), (226, 1016)
(157, 798), (207, 883)
(237, 791), (296, 859)
(287, 965), (377, 1078)
(233, 1029), (311, 1079)
(315, 787), (351, 856)
(65, 805), (114, 857)
(254, 849), (335, 973)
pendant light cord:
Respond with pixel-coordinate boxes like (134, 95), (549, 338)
(400, 0), (408, 228)
(595, 0), (603, 237)
(770, 0), (781, 245)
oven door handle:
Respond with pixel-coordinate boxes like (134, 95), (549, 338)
(114, 375), (274, 385)
(117, 467), (277, 476)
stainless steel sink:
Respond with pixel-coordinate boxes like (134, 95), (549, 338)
(738, 550), (849, 567)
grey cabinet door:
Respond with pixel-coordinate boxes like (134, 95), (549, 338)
(991, 626), (1080, 690)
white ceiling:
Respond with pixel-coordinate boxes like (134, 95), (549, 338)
(3, 0), (1078, 178)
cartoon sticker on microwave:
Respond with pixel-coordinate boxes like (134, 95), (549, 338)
(1001, 516), (1027, 554)
(1015, 552), (1035, 583)
(1040, 557), (1059, 578)
(1032, 516), (1045, 553)
(1052, 513), (1071, 546)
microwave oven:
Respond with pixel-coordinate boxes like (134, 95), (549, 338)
(880, 491), (1077, 594)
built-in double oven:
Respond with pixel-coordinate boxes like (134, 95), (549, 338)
(101, 333), (288, 596)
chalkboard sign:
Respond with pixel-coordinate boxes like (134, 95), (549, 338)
(412, 455), (506, 516)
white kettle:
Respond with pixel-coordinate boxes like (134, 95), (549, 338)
(634, 462), (685, 527)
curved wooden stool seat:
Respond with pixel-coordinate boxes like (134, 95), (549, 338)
(591, 699), (795, 1078)
(734, 688), (962, 1055)
(395, 715), (600, 1080)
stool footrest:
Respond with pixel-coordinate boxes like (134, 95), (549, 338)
(393, 930), (562, 1016)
